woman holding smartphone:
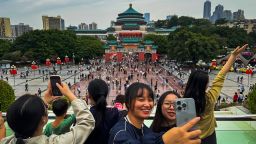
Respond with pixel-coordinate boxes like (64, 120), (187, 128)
(109, 82), (201, 144)
(184, 44), (248, 144)
(1, 82), (95, 144)
(151, 91), (181, 133)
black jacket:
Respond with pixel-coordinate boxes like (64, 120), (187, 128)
(108, 117), (164, 144)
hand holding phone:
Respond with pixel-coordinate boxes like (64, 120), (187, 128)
(175, 98), (197, 130)
(50, 75), (62, 96)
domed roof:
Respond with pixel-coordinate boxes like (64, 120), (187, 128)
(116, 4), (146, 26)
(121, 4), (141, 15)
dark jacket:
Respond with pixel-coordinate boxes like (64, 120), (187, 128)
(84, 107), (119, 144)
(108, 117), (164, 144)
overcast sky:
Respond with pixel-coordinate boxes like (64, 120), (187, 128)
(0, 0), (255, 29)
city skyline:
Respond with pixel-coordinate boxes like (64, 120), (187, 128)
(0, 0), (256, 29)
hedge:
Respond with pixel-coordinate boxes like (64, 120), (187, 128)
(0, 80), (15, 112)
(248, 84), (256, 114)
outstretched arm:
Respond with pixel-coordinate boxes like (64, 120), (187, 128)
(220, 44), (248, 75)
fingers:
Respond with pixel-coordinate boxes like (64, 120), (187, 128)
(188, 139), (201, 144)
(47, 80), (52, 90)
(188, 130), (201, 139)
(240, 44), (248, 50)
(182, 117), (200, 131)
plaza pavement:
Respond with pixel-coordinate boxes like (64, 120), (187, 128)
(1, 62), (255, 105)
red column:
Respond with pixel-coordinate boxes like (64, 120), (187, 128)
(139, 52), (145, 61)
(105, 53), (111, 62)
(117, 52), (123, 62)
(152, 53), (157, 62)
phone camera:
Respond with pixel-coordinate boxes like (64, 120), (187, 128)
(177, 106), (182, 111)
(182, 103), (187, 108)
(176, 101), (181, 105)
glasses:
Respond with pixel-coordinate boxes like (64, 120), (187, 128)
(163, 101), (175, 108)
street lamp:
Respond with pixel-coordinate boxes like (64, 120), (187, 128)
(10, 65), (17, 87)
(31, 61), (38, 77)
(246, 64), (253, 87)
(72, 53), (75, 65)
(56, 57), (62, 71)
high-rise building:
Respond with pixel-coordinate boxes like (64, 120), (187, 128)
(144, 13), (150, 23)
(89, 22), (97, 30)
(11, 23), (33, 37)
(233, 9), (245, 21)
(78, 23), (88, 30)
(223, 10), (233, 21)
(42, 15), (65, 30)
(203, 0), (211, 20)
(0, 17), (11, 37)
(210, 4), (224, 23)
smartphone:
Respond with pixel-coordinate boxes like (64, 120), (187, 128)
(50, 75), (62, 96)
(175, 98), (197, 129)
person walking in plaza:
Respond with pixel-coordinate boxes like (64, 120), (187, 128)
(184, 44), (248, 144)
(38, 88), (42, 97)
(151, 91), (181, 133)
(1, 82), (95, 144)
(109, 82), (201, 144)
(84, 79), (119, 144)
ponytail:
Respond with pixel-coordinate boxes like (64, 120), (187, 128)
(95, 95), (107, 127)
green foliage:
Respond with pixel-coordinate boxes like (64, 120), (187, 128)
(143, 34), (169, 54)
(0, 39), (12, 58)
(168, 28), (220, 64)
(106, 34), (116, 41)
(215, 18), (228, 25)
(6, 30), (103, 63)
(0, 80), (15, 112)
(248, 84), (256, 114)
(2, 51), (22, 61)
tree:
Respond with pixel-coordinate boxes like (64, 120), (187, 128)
(166, 15), (178, 28)
(248, 84), (256, 114)
(0, 39), (11, 58)
(168, 28), (220, 65)
(0, 80), (15, 112)
(178, 16), (195, 26)
(106, 34), (117, 41)
(143, 34), (169, 54)
(215, 18), (228, 25)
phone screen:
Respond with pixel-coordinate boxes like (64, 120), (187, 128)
(50, 75), (62, 96)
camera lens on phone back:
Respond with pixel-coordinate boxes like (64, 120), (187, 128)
(182, 103), (187, 107)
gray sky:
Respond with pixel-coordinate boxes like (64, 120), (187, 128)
(0, 0), (255, 29)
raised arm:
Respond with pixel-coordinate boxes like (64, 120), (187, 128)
(220, 44), (248, 75)
(0, 112), (6, 140)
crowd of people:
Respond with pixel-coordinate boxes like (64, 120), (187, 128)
(0, 44), (249, 144)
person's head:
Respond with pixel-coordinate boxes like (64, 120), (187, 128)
(184, 70), (209, 116)
(52, 98), (69, 117)
(151, 91), (181, 132)
(115, 94), (125, 104)
(235, 92), (237, 95)
(87, 79), (108, 126)
(7, 94), (48, 143)
(125, 82), (154, 121)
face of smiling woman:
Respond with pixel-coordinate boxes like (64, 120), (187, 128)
(130, 88), (154, 121)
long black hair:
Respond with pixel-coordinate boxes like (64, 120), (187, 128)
(6, 94), (47, 144)
(125, 82), (154, 111)
(88, 79), (108, 127)
(184, 70), (209, 116)
(151, 91), (180, 133)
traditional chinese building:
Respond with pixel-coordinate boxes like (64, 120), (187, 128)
(104, 4), (158, 62)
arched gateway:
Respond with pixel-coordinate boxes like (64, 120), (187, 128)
(104, 4), (158, 62)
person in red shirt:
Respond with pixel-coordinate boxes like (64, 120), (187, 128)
(233, 92), (238, 103)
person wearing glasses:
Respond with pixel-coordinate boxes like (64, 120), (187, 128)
(151, 91), (181, 133)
